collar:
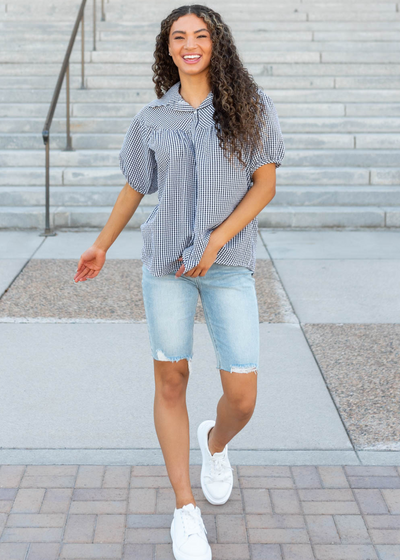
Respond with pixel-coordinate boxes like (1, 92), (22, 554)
(148, 81), (213, 110)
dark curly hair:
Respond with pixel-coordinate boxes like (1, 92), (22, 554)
(152, 4), (265, 169)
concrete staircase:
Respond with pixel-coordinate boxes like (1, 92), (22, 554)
(1, 0), (400, 229)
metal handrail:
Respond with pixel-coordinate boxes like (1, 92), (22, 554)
(41, 0), (105, 236)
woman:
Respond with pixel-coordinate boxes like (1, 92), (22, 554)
(74, 4), (285, 559)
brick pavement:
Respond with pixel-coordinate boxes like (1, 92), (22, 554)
(1, 465), (400, 559)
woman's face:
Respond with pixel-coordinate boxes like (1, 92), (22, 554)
(168, 14), (212, 79)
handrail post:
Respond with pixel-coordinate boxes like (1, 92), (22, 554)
(39, 134), (56, 236)
(44, 139), (50, 234)
(101, 0), (105, 21)
(93, 0), (96, 51)
(81, 11), (85, 89)
(66, 62), (72, 150)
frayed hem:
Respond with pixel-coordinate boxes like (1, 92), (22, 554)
(230, 365), (258, 374)
(217, 364), (258, 374)
(154, 349), (193, 375)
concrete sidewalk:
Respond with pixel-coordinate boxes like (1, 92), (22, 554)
(0, 228), (399, 559)
(0, 229), (399, 465)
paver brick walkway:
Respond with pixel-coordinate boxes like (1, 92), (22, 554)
(1, 465), (400, 559)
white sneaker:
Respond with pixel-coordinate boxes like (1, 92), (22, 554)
(197, 420), (234, 505)
(170, 502), (212, 560)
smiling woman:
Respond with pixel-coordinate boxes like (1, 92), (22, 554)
(74, 6), (285, 559)
(163, 13), (214, 109)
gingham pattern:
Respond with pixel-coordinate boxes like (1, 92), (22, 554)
(119, 81), (285, 277)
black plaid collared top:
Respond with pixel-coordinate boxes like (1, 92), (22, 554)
(119, 81), (285, 277)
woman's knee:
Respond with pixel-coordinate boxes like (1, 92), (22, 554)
(226, 391), (257, 419)
(154, 359), (189, 405)
(221, 368), (257, 418)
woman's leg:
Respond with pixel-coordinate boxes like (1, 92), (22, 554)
(208, 368), (257, 455)
(199, 264), (260, 454)
(141, 264), (199, 509)
(153, 357), (196, 508)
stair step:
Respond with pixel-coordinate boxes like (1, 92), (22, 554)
(84, 75), (400, 90)
(0, 132), (362, 150)
(4, 102), (400, 119)
(3, 12), (399, 22)
(1, 205), (398, 229)
(0, 76), (85, 89)
(95, 20), (400, 31)
(104, 6), (398, 16)
(0, 51), (91, 63)
(1, 149), (400, 168)
(105, 12), (400, 22)
(5, 21), (400, 36)
(2, 89), (400, 104)
(101, 30), (400, 42)
(1, 166), (400, 186)
(2, 132), (400, 151)
(1, 186), (400, 208)
(3, 63), (400, 78)
(2, 39), (400, 52)
(2, 117), (400, 135)
(90, 50), (400, 64)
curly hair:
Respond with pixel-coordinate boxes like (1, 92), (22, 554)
(152, 4), (266, 169)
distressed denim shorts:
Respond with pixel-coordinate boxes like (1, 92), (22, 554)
(141, 262), (259, 374)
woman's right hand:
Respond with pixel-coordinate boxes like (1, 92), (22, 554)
(74, 245), (106, 283)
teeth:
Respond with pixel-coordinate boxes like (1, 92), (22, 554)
(184, 55), (200, 59)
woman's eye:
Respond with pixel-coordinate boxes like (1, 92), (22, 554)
(173, 35), (208, 39)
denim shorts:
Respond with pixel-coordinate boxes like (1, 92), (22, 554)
(141, 262), (259, 374)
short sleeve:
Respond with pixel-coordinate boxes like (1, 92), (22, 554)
(119, 114), (157, 195)
(249, 90), (285, 178)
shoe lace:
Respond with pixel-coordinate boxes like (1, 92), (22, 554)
(181, 505), (207, 537)
(206, 449), (234, 483)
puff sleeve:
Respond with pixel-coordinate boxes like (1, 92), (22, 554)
(249, 90), (285, 178)
(119, 114), (157, 195)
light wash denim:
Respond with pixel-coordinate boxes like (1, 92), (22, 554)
(141, 262), (259, 374)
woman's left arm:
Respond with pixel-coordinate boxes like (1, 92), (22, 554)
(179, 163), (276, 277)
(210, 162), (276, 250)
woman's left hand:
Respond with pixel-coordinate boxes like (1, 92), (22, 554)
(175, 233), (222, 278)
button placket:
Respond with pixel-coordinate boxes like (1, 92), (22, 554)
(191, 109), (198, 143)
(191, 109), (199, 242)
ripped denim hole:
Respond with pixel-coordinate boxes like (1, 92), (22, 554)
(155, 350), (193, 375)
(230, 365), (258, 374)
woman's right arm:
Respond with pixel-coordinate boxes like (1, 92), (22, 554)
(73, 182), (144, 283)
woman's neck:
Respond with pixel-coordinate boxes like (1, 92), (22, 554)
(178, 74), (211, 109)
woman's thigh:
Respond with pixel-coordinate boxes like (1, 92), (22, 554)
(141, 264), (199, 372)
(198, 263), (260, 374)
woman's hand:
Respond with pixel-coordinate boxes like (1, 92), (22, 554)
(175, 232), (222, 278)
(74, 246), (106, 282)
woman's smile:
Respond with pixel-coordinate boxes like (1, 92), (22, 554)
(182, 54), (202, 64)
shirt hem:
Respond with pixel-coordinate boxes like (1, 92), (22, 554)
(141, 254), (256, 277)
